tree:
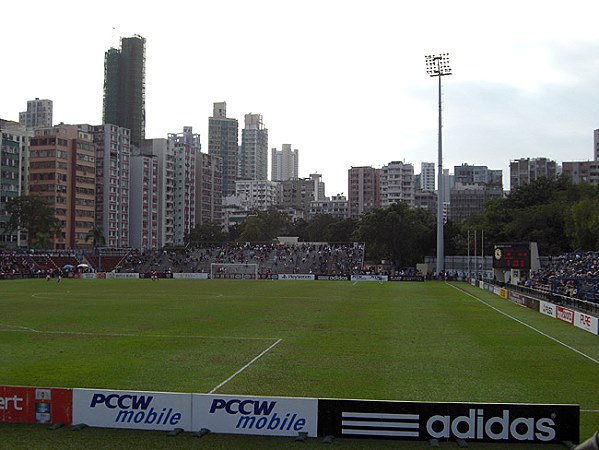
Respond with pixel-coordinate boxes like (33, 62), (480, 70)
(238, 210), (291, 242)
(565, 197), (599, 250)
(299, 214), (338, 242)
(85, 225), (106, 249)
(32, 231), (52, 250)
(3, 195), (61, 247)
(463, 176), (593, 255)
(352, 203), (435, 268)
(323, 218), (357, 242)
(185, 223), (227, 246)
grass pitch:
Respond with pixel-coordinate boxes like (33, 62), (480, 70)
(1, 279), (598, 449)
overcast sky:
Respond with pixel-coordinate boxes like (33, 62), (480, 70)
(2, 0), (599, 195)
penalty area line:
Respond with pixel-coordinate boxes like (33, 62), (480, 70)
(208, 338), (283, 394)
(448, 283), (599, 365)
(0, 326), (278, 341)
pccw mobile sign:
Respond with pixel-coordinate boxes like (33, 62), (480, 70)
(72, 389), (192, 431)
(193, 394), (317, 437)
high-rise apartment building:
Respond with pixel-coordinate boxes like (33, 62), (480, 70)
(509, 157), (557, 191)
(309, 173), (326, 201)
(195, 152), (223, 226)
(380, 161), (415, 208)
(271, 144), (299, 181)
(420, 162), (435, 191)
(19, 98), (53, 130)
(239, 113), (268, 181)
(280, 178), (315, 218)
(455, 164), (503, 187)
(168, 127), (198, 245)
(138, 138), (175, 247)
(309, 194), (348, 220)
(441, 169), (454, 205)
(130, 153), (159, 250)
(208, 102), (238, 196)
(440, 168), (454, 222)
(562, 161), (599, 185)
(28, 125), (96, 249)
(83, 124), (131, 248)
(234, 180), (280, 211)
(348, 166), (380, 219)
(449, 164), (503, 222)
(414, 189), (437, 214)
(0, 120), (32, 247)
(594, 129), (599, 162)
(103, 35), (146, 147)
(449, 185), (503, 223)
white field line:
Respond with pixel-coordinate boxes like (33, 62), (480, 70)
(0, 324), (278, 341)
(208, 338), (283, 394)
(0, 323), (38, 332)
(31, 292), (71, 300)
(448, 283), (599, 365)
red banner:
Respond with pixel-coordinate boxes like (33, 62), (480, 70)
(0, 386), (72, 425)
(556, 306), (575, 325)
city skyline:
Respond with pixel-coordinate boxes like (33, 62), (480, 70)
(2, 0), (598, 195)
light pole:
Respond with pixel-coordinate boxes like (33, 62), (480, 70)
(425, 53), (452, 278)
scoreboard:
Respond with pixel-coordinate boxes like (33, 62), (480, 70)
(493, 243), (531, 270)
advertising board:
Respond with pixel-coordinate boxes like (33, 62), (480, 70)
(574, 311), (599, 335)
(72, 389), (192, 431)
(105, 273), (140, 279)
(192, 394), (318, 437)
(508, 292), (528, 307)
(172, 273), (209, 279)
(274, 274), (315, 281)
(316, 275), (350, 281)
(389, 276), (425, 282)
(0, 386), (72, 425)
(350, 275), (389, 282)
(556, 306), (575, 325)
(318, 399), (578, 444)
(539, 301), (557, 318)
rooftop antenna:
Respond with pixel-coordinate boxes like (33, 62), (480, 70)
(110, 26), (119, 48)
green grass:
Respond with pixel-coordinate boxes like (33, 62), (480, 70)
(1, 279), (598, 449)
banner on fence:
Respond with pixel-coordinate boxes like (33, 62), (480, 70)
(274, 274), (315, 281)
(574, 311), (599, 335)
(350, 275), (389, 282)
(72, 389), (192, 431)
(172, 273), (209, 279)
(317, 398), (578, 444)
(105, 273), (139, 279)
(0, 386), (72, 425)
(192, 394), (318, 437)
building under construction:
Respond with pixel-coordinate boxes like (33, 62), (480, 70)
(102, 35), (146, 148)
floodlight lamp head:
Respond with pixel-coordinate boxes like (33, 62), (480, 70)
(425, 52), (452, 77)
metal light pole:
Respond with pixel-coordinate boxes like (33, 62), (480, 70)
(425, 53), (452, 278)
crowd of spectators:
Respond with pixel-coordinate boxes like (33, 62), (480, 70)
(118, 243), (366, 277)
(529, 251), (599, 302)
(1, 243), (366, 279)
(3, 247), (598, 303)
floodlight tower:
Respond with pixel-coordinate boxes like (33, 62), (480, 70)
(425, 53), (452, 278)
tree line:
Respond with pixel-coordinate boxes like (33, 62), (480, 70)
(4, 176), (599, 268)
(186, 176), (599, 267)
